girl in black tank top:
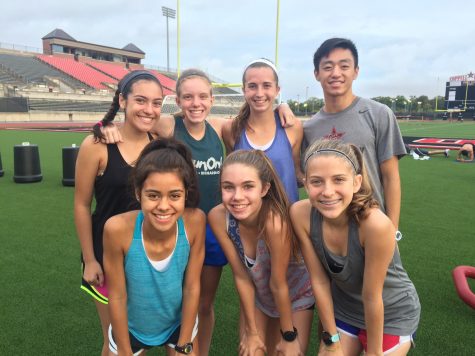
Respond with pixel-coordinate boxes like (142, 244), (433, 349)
(75, 70), (163, 354)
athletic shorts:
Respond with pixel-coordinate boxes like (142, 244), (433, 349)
(204, 223), (227, 266)
(336, 319), (416, 354)
(80, 263), (108, 304)
(108, 317), (198, 355)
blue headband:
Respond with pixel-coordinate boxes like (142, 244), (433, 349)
(119, 70), (159, 94)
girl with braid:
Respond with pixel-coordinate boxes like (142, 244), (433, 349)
(74, 70), (163, 355)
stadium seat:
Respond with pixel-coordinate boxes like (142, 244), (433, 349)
(37, 55), (116, 89)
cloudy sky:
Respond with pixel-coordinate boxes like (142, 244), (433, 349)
(1, 0), (474, 101)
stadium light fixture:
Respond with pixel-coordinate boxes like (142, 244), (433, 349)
(162, 6), (176, 72)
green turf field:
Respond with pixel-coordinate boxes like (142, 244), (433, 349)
(0, 123), (474, 355)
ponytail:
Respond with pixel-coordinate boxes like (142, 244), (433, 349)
(231, 102), (251, 143)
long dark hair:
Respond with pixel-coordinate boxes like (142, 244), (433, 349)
(222, 149), (298, 258)
(132, 137), (199, 208)
(93, 70), (163, 140)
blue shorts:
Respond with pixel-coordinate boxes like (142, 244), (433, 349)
(204, 223), (227, 266)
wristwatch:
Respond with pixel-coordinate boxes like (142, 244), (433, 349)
(280, 326), (298, 342)
(175, 342), (193, 354)
(322, 331), (340, 346)
(395, 230), (403, 241)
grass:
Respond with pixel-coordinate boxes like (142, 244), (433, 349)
(1, 123), (474, 355)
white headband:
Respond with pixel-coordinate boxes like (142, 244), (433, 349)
(245, 58), (278, 75)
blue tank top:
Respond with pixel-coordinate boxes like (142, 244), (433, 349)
(125, 211), (190, 345)
(234, 113), (299, 203)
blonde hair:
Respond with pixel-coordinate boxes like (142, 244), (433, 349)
(304, 139), (379, 224)
(175, 68), (212, 97)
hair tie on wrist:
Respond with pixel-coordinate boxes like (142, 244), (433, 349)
(96, 121), (103, 127)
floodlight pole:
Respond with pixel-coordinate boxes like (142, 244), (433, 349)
(162, 6), (176, 73)
(177, 0), (181, 77)
(275, 0), (280, 68)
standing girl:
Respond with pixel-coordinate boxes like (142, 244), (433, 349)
(209, 150), (314, 356)
(74, 70), (163, 355)
(104, 138), (204, 355)
(222, 58), (304, 204)
(99, 68), (295, 355)
(291, 139), (420, 356)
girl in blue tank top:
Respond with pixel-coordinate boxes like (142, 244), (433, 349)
(103, 138), (205, 356)
(99, 68), (295, 354)
(291, 139), (420, 355)
(222, 58), (304, 204)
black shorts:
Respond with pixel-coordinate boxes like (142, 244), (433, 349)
(108, 317), (198, 355)
(108, 324), (180, 354)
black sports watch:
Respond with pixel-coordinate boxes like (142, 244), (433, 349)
(175, 342), (193, 354)
(322, 331), (340, 346)
(280, 326), (298, 342)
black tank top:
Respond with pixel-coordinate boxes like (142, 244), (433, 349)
(90, 135), (152, 266)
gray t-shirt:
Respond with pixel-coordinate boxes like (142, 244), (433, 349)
(303, 97), (406, 209)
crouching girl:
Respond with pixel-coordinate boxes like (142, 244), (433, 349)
(209, 150), (314, 356)
(104, 138), (205, 355)
(291, 139), (420, 356)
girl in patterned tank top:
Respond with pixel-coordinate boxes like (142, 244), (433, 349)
(291, 139), (420, 356)
(209, 149), (314, 356)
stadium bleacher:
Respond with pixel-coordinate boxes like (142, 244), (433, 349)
(85, 61), (130, 81)
(149, 70), (176, 96)
(37, 55), (117, 90)
(0, 40), (240, 119)
(0, 53), (85, 89)
(27, 98), (110, 112)
(0, 68), (22, 85)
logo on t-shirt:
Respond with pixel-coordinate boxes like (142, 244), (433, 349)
(324, 126), (345, 140)
(193, 156), (222, 175)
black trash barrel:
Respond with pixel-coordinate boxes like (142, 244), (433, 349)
(13, 143), (42, 183)
(0, 151), (4, 177)
(62, 145), (80, 186)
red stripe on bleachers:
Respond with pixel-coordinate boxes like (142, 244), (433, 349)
(149, 70), (176, 93)
(85, 61), (130, 81)
(37, 55), (116, 89)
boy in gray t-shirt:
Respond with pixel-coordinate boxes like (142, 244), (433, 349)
(303, 38), (406, 228)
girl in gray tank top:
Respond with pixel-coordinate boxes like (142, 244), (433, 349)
(290, 139), (420, 355)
